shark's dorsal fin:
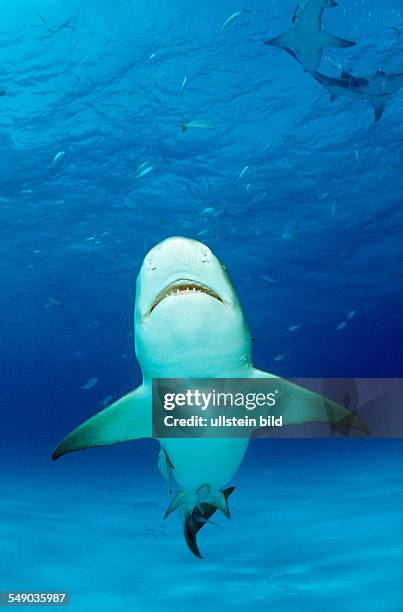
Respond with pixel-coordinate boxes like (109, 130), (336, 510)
(52, 385), (152, 460)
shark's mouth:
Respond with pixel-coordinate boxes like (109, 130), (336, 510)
(148, 279), (224, 316)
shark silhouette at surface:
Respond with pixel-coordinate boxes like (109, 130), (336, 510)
(312, 69), (403, 121)
(264, 0), (355, 72)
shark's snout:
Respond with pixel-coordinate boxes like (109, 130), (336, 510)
(145, 236), (213, 271)
(138, 236), (234, 320)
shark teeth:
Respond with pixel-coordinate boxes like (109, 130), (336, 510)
(148, 280), (223, 316)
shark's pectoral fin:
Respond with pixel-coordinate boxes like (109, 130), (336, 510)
(251, 369), (369, 434)
(370, 97), (387, 121)
(264, 29), (294, 52)
(52, 385), (152, 460)
(322, 31), (355, 49)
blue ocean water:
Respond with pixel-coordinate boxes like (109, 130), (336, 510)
(1, 0), (403, 610)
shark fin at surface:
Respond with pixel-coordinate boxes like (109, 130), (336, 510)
(251, 369), (369, 434)
(52, 385), (152, 460)
(322, 31), (355, 49)
(371, 97), (387, 121)
(184, 486), (235, 559)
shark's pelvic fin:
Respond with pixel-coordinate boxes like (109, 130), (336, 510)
(208, 490), (231, 518)
(52, 385), (152, 460)
(163, 490), (191, 519)
(370, 97), (387, 122)
(321, 31), (355, 49)
(184, 486), (235, 559)
(251, 369), (369, 434)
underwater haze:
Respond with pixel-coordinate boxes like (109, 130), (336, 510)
(1, 0), (403, 610)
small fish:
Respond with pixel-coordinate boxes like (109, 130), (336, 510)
(252, 192), (267, 204)
(260, 275), (277, 284)
(281, 225), (298, 240)
(36, 11), (47, 25)
(180, 74), (188, 90)
(201, 207), (215, 216)
(347, 310), (356, 320)
(273, 352), (287, 362)
(51, 151), (65, 167)
(221, 10), (242, 31)
(44, 296), (63, 309)
(288, 325), (301, 332)
(136, 161), (155, 178)
(331, 200), (337, 216)
(238, 165), (249, 180)
(81, 377), (98, 390)
(181, 120), (215, 132)
(149, 52), (157, 60)
(336, 321), (347, 331)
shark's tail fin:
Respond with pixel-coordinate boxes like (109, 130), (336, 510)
(164, 484), (235, 558)
(184, 486), (235, 559)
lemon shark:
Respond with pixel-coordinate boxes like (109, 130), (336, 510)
(313, 69), (403, 121)
(52, 237), (367, 557)
(265, 0), (355, 73)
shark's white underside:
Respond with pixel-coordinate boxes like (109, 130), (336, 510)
(52, 237), (367, 556)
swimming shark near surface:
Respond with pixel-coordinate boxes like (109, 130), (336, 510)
(312, 69), (403, 121)
(265, 0), (355, 73)
(52, 237), (367, 558)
